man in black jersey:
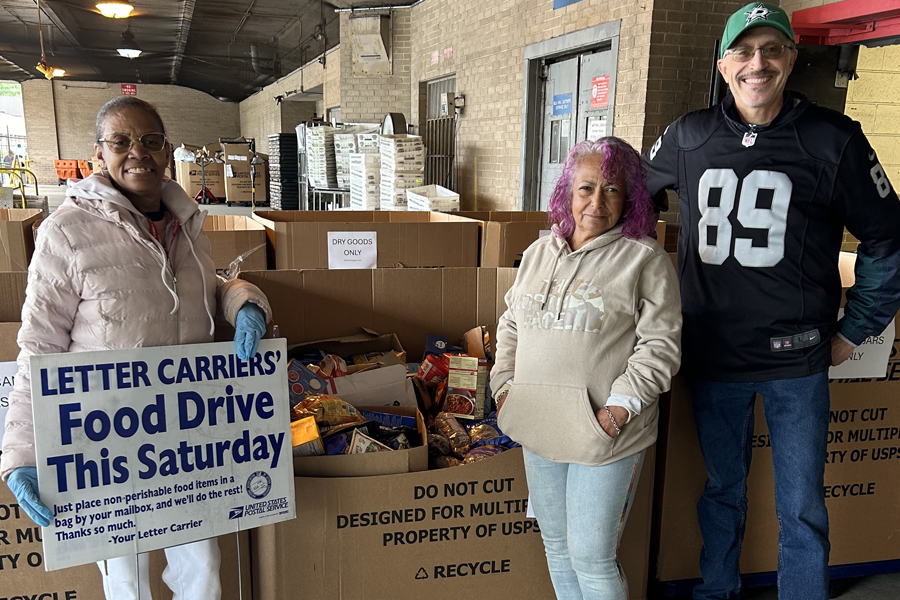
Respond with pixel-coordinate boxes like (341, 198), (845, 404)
(643, 3), (900, 599)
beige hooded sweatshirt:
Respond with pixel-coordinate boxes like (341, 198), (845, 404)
(492, 225), (681, 466)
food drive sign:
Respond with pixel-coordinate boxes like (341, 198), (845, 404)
(32, 340), (294, 571)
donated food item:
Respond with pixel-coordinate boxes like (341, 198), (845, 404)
(463, 445), (506, 464)
(469, 423), (500, 445)
(313, 354), (351, 379)
(291, 416), (324, 456)
(428, 433), (452, 457)
(358, 409), (417, 429)
(430, 455), (462, 469)
(287, 359), (330, 406)
(324, 433), (351, 455)
(424, 334), (463, 359)
(350, 429), (394, 454)
(418, 353), (450, 386)
(445, 355), (488, 419)
(443, 393), (475, 416)
(435, 412), (471, 457)
(291, 394), (363, 426)
(381, 432), (410, 450)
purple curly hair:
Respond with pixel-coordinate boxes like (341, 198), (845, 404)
(547, 136), (657, 240)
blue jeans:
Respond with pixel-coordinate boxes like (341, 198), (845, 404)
(691, 372), (831, 600)
(523, 448), (645, 600)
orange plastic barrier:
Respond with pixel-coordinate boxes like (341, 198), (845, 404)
(54, 159), (78, 180)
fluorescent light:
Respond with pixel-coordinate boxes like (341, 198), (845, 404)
(117, 48), (141, 59)
(96, 3), (134, 18)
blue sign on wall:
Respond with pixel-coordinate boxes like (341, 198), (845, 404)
(553, 0), (584, 8)
(552, 93), (573, 116)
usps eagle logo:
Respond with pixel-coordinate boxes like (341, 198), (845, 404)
(745, 3), (773, 24)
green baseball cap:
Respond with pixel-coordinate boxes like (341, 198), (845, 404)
(721, 2), (796, 58)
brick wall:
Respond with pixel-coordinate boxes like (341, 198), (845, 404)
(645, 0), (744, 223)
(21, 80), (59, 185)
(339, 11), (412, 125)
(841, 45), (900, 252)
(239, 47), (341, 146)
(21, 80), (240, 185)
(396, 0), (657, 211)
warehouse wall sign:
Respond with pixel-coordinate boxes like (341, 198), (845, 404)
(32, 339), (294, 570)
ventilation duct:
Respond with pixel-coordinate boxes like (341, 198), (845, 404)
(349, 14), (391, 75)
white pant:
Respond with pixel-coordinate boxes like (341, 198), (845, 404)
(97, 539), (221, 600)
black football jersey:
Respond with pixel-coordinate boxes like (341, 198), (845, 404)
(643, 92), (900, 382)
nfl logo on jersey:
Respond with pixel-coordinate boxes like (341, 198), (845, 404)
(774, 340), (782, 349)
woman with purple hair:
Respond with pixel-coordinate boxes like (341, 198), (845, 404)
(491, 137), (682, 599)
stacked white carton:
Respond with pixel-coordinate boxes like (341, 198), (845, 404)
(335, 128), (380, 189)
(380, 134), (425, 211)
(406, 184), (460, 212)
(349, 153), (381, 211)
(306, 126), (338, 189)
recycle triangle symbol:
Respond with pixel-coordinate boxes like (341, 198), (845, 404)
(415, 567), (429, 580)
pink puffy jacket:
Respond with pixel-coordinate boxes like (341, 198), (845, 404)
(0, 174), (272, 478)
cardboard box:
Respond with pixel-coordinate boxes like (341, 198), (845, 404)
(251, 210), (480, 269)
(175, 160), (227, 201)
(653, 260), (900, 581)
(254, 445), (656, 600)
(288, 330), (415, 407)
(222, 143), (268, 204)
(240, 268), (518, 359)
(0, 209), (42, 271)
(202, 214), (268, 275)
(243, 267), (656, 598)
(0, 483), (252, 600)
(453, 211), (548, 267)
(293, 405), (428, 477)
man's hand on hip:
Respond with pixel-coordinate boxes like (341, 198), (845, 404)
(831, 336), (855, 366)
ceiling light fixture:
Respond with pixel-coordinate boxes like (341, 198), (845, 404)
(96, 3), (134, 19)
(35, 0), (65, 79)
(117, 27), (142, 59)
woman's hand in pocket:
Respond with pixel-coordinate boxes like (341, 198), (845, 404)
(595, 406), (629, 437)
(497, 390), (510, 413)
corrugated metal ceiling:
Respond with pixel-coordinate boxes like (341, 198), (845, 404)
(0, 0), (413, 101)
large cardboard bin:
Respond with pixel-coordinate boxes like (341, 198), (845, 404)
(254, 445), (657, 600)
(251, 211), (480, 270)
(175, 160), (227, 201)
(202, 214), (268, 275)
(0, 484), (252, 600)
(452, 212), (670, 267)
(0, 209), (42, 271)
(453, 211), (548, 267)
(243, 267), (658, 599)
(653, 256), (900, 581)
(222, 143), (268, 204)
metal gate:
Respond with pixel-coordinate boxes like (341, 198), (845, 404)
(424, 76), (457, 191)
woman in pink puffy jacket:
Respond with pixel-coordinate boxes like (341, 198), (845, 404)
(2, 96), (272, 599)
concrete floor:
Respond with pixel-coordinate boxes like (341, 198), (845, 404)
(30, 184), (900, 599)
(739, 573), (900, 600)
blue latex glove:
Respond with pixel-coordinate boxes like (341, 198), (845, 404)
(7, 467), (52, 527)
(234, 303), (266, 361)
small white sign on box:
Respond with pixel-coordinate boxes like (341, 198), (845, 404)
(327, 231), (377, 269)
(32, 340), (294, 571)
(829, 309), (895, 379)
(0, 361), (17, 448)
